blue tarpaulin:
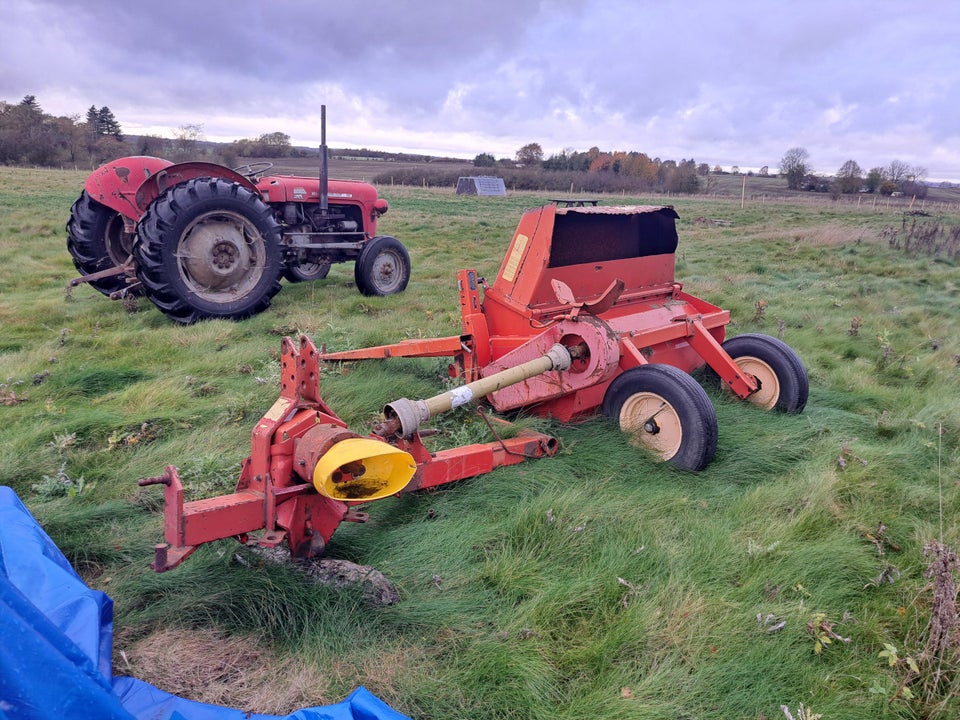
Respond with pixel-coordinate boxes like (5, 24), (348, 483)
(0, 486), (411, 720)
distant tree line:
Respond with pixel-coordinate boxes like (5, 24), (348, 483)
(0, 95), (449, 169)
(472, 143), (704, 194)
(1, 95), (941, 199)
(229, 132), (295, 158)
(0, 95), (228, 167)
(779, 146), (929, 198)
(468, 142), (939, 198)
(0, 95), (130, 166)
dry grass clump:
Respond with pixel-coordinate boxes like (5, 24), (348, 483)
(882, 216), (960, 258)
(117, 628), (332, 714)
(924, 541), (959, 659)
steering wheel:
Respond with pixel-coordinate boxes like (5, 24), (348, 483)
(232, 162), (274, 178)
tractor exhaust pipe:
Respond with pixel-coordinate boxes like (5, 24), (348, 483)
(319, 105), (329, 213)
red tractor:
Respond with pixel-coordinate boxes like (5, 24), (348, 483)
(66, 110), (410, 323)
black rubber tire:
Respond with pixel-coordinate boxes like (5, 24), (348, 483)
(66, 191), (141, 296)
(283, 260), (331, 283)
(602, 364), (718, 471)
(134, 178), (282, 324)
(354, 235), (410, 296)
(719, 334), (808, 413)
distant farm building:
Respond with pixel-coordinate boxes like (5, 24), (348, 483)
(456, 176), (507, 196)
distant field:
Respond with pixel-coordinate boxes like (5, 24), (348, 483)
(267, 154), (475, 183)
(266, 154), (960, 209)
(2, 166), (960, 719)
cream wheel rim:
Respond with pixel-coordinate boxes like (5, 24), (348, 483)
(619, 392), (683, 460)
(734, 355), (780, 410)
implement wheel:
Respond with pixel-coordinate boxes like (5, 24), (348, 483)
(720, 334), (808, 413)
(66, 191), (140, 296)
(135, 178), (282, 324)
(602, 364), (718, 471)
(354, 235), (410, 296)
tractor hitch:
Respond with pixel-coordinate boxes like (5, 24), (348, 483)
(139, 335), (565, 571)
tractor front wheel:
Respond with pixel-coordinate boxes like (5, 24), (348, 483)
(602, 364), (718, 471)
(66, 191), (140, 296)
(135, 178), (282, 324)
(719, 334), (808, 413)
(354, 235), (410, 296)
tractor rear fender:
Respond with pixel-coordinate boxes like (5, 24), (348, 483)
(83, 156), (175, 220)
(134, 162), (259, 216)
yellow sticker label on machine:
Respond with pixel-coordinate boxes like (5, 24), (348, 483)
(501, 233), (528, 282)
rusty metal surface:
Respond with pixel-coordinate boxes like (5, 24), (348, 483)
(483, 317), (620, 416)
(83, 156), (173, 219)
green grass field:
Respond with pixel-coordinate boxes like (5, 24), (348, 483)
(2, 166), (959, 719)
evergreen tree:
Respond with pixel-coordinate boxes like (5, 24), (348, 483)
(97, 106), (122, 140)
(19, 95), (41, 113)
(473, 152), (496, 167)
(85, 105), (100, 133)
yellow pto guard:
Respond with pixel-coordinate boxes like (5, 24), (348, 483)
(312, 438), (417, 501)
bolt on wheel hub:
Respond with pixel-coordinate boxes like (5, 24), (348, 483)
(211, 241), (240, 271)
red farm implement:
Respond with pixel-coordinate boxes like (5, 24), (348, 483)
(139, 201), (807, 571)
(319, 201), (808, 469)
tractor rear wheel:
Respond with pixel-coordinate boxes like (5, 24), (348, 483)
(135, 178), (282, 324)
(66, 191), (140, 296)
(718, 334), (808, 413)
(284, 260), (331, 283)
(602, 364), (718, 471)
(354, 235), (410, 296)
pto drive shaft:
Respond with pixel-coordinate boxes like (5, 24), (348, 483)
(377, 343), (574, 439)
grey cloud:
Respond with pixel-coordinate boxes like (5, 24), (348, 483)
(4, 0), (960, 179)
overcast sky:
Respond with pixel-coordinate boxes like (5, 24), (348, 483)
(4, 1), (959, 181)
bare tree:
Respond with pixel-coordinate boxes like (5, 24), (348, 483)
(779, 147), (810, 190)
(171, 123), (205, 161)
(834, 159), (863, 194)
(887, 159), (911, 183)
(515, 142), (543, 167)
(174, 123), (205, 151)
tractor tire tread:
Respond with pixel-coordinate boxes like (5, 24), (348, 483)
(134, 177), (282, 324)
